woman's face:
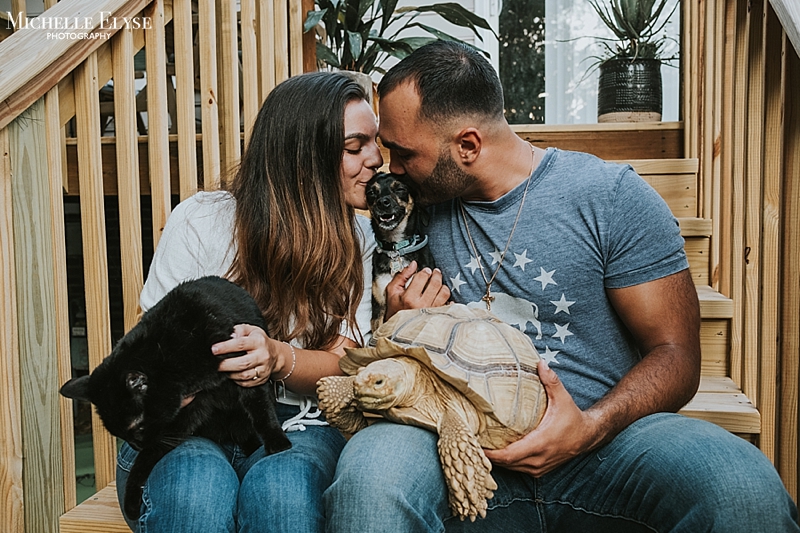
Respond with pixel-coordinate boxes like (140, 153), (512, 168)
(341, 99), (382, 210)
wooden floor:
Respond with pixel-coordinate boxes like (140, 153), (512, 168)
(60, 482), (129, 533)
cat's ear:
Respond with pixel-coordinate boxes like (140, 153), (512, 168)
(126, 372), (148, 395)
(60, 376), (91, 401)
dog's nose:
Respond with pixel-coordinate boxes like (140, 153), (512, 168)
(378, 197), (392, 208)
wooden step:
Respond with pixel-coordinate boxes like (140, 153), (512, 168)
(697, 285), (734, 319)
(677, 217), (712, 237)
(679, 377), (761, 435)
(60, 482), (129, 532)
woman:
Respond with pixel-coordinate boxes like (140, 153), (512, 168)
(116, 72), (382, 533)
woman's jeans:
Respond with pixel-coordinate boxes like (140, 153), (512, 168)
(324, 413), (800, 533)
(116, 403), (346, 533)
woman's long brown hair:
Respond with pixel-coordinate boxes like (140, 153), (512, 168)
(227, 72), (367, 349)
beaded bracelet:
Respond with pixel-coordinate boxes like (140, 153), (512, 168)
(275, 341), (297, 382)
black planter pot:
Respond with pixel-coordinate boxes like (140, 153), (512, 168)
(597, 58), (663, 122)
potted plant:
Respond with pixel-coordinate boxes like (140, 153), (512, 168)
(588, 0), (678, 122)
(304, 0), (495, 77)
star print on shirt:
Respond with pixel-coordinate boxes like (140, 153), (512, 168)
(488, 249), (503, 265)
(466, 255), (482, 274)
(450, 272), (467, 294)
(552, 323), (573, 343)
(540, 346), (560, 364)
(550, 294), (575, 315)
(513, 250), (533, 271)
(534, 267), (557, 290)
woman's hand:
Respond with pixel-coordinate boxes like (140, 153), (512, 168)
(212, 324), (284, 388)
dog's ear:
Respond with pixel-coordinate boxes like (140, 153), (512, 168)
(60, 375), (91, 401)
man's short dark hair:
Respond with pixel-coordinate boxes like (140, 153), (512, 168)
(377, 41), (504, 124)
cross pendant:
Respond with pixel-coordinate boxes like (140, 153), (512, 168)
(482, 292), (495, 311)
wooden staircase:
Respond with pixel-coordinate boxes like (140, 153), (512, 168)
(58, 157), (759, 532)
(623, 159), (759, 437)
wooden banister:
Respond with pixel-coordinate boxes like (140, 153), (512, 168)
(0, 0), (151, 130)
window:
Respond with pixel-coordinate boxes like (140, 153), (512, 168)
(472, 0), (682, 124)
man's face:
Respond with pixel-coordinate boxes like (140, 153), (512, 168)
(378, 82), (477, 205)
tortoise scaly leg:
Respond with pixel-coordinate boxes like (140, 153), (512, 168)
(316, 376), (368, 434)
(437, 408), (497, 521)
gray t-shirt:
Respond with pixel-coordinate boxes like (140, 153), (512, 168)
(427, 148), (688, 410)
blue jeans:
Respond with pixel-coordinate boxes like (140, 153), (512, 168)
(116, 403), (346, 533)
(324, 413), (799, 532)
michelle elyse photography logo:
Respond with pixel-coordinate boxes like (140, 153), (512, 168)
(5, 11), (152, 40)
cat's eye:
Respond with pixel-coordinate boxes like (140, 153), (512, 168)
(126, 372), (148, 394)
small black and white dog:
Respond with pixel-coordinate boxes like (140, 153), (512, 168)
(365, 172), (435, 332)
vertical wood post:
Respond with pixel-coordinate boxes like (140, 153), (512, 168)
(9, 98), (65, 533)
(145, 0), (173, 248)
(258, 0), (277, 100)
(112, 27), (144, 333)
(173, 0), (199, 200)
(273, 0), (289, 84)
(758, 2), (786, 464)
(728, 0), (750, 388)
(302, 0), (316, 73)
(779, 38), (800, 501)
(74, 53), (116, 491)
(241, 0), (259, 146)
(742, 0), (766, 408)
(198, 0), (221, 188)
(0, 126), (24, 533)
(217, 0), (242, 175)
(44, 84), (76, 512)
(289, 0), (304, 76)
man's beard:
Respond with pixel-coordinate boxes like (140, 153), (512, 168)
(415, 149), (477, 206)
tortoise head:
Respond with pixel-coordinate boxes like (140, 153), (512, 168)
(353, 357), (420, 411)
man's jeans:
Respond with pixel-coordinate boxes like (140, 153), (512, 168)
(324, 413), (799, 533)
(116, 403), (346, 533)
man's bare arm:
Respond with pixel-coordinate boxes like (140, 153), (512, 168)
(586, 267), (701, 444)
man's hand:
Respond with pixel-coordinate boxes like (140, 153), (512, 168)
(484, 360), (603, 477)
(485, 270), (701, 478)
(385, 261), (450, 319)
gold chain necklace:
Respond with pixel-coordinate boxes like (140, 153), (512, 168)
(459, 145), (535, 311)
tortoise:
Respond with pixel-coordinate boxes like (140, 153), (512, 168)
(316, 304), (547, 521)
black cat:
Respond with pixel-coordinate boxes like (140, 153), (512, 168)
(60, 276), (292, 520)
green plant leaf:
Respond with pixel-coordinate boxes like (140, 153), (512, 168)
(347, 30), (364, 60)
(395, 36), (438, 49)
(316, 42), (341, 67)
(370, 35), (415, 55)
(354, 0), (373, 23)
(406, 22), (491, 58)
(416, 3), (496, 39)
(379, 0), (399, 31)
(304, 8), (328, 32)
(590, 0), (677, 61)
(311, 0), (494, 72)
(405, 21), (459, 42)
(343, 0), (361, 30)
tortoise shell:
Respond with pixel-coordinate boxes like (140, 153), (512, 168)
(341, 304), (547, 435)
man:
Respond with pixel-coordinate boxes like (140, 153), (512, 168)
(324, 41), (799, 532)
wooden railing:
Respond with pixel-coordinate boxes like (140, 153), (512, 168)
(683, 0), (800, 500)
(0, 0), (306, 530)
(1, 1), (797, 532)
